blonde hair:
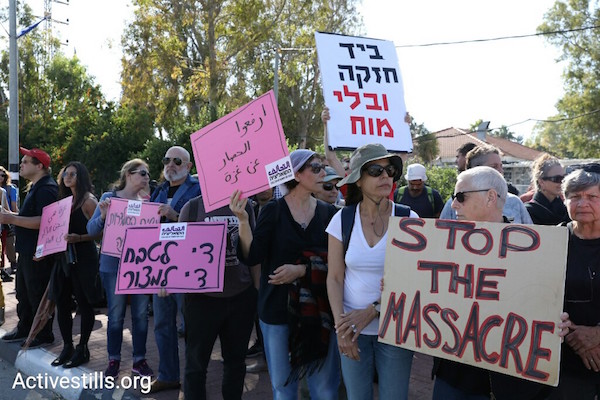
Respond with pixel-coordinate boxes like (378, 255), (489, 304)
(531, 153), (562, 191)
(113, 158), (148, 191)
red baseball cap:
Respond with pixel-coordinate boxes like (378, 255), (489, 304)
(19, 147), (51, 168)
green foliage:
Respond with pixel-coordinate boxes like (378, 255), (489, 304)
(531, 0), (600, 157)
(408, 115), (438, 163)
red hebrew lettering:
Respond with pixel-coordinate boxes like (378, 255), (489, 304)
(364, 93), (382, 111)
(344, 85), (361, 109)
(382, 94), (389, 111)
(368, 117), (375, 135)
(333, 90), (343, 102)
(351, 116), (366, 135)
(377, 118), (394, 137)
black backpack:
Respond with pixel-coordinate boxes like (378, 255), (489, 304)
(341, 203), (411, 254)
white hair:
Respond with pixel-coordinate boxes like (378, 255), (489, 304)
(457, 166), (507, 210)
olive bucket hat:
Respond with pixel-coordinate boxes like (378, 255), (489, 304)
(337, 143), (403, 187)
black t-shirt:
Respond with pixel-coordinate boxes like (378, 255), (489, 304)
(561, 222), (600, 382)
(525, 191), (570, 226)
(15, 174), (58, 255)
(239, 197), (337, 325)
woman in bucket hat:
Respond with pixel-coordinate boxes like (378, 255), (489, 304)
(326, 143), (418, 399)
(230, 149), (340, 400)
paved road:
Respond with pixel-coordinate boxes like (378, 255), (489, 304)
(0, 358), (64, 400)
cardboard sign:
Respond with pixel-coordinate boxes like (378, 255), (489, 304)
(379, 218), (568, 386)
(116, 222), (227, 294)
(315, 32), (412, 152)
(191, 90), (291, 212)
(35, 196), (73, 258)
(101, 198), (161, 257)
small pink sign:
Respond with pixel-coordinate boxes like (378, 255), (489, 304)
(35, 196), (73, 258)
(116, 222), (227, 294)
(101, 198), (162, 257)
(191, 90), (290, 212)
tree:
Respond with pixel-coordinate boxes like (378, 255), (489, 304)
(531, 0), (600, 157)
(408, 115), (438, 163)
(120, 0), (362, 149)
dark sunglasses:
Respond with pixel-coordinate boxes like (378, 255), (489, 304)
(541, 175), (564, 183)
(306, 162), (325, 174)
(0, 174), (6, 178)
(322, 182), (337, 191)
(362, 164), (399, 179)
(452, 189), (491, 203)
(577, 163), (600, 174)
(162, 157), (183, 166)
(62, 171), (77, 178)
(131, 170), (150, 177)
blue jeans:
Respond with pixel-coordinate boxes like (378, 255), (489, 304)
(340, 334), (413, 400)
(153, 292), (183, 382)
(101, 271), (149, 362)
(432, 377), (490, 400)
(260, 321), (340, 400)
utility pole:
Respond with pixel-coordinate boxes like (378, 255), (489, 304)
(8, 0), (19, 186)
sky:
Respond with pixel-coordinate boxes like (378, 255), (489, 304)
(41, 0), (565, 140)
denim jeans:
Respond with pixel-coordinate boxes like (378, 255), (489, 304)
(260, 320), (340, 400)
(153, 292), (183, 382)
(340, 334), (413, 400)
(101, 271), (149, 362)
(432, 377), (491, 400)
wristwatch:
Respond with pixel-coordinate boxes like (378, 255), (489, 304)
(372, 301), (381, 317)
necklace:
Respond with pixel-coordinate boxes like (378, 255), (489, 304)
(290, 195), (312, 230)
(362, 194), (390, 237)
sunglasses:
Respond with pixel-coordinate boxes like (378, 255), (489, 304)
(322, 182), (337, 191)
(0, 174), (6, 178)
(62, 171), (77, 178)
(452, 189), (491, 203)
(131, 170), (150, 177)
(362, 164), (399, 179)
(162, 157), (183, 166)
(577, 163), (600, 174)
(541, 175), (564, 183)
(305, 162), (325, 174)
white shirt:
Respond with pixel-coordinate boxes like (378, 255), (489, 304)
(326, 203), (418, 335)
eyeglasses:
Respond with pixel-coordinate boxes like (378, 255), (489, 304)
(362, 164), (399, 179)
(322, 182), (337, 191)
(62, 171), (77, 178)
(162, 157), (183, 166)
(452, 189), (492, 203)
(306, 162), (325, 174)
(0, 174), (6, 178)
(131, 170), (150, 177)
(541, 175), (564, 183)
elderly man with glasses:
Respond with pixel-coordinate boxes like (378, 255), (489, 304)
(433, 166), (564, 400)
(148, 145), (201, 393)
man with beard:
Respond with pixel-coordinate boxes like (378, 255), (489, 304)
(148, 146), (201, 393)
(0, 148), (58, 348)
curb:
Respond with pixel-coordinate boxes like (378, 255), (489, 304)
(0, 327), (145, 399)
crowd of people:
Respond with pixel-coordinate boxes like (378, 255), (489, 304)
(0, 113), (596, 399)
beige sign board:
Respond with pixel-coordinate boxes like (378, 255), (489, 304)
(379, 218), (568, 386)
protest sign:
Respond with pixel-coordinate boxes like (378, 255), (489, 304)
(101, 198), (161, 257)
(379, 218), (568, 386)
(191, 90), (291, 212)
(35, 196), (73, 258)
(315, 32), (412, 152)
(116, 222), (227, 294)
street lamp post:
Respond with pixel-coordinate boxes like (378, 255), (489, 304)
(8, 0), (19, 185)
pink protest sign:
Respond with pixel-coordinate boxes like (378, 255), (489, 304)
(35, 196), (73, 258)
(191, 90), (290, 212)
(115, 222), (227, 294)
(101, 198), (162, 257)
